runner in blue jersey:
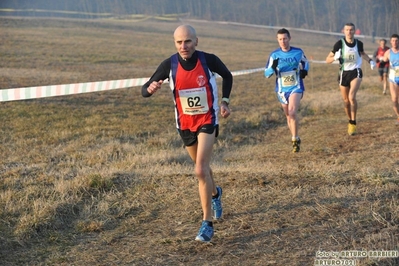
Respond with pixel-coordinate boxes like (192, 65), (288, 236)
(264, 28), (309, 153)
(381, 34), (399, 124)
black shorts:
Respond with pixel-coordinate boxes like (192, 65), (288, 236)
(178, 124), (219, 147)
(338, 68), (363, 87)
(378, 67), (389, 77)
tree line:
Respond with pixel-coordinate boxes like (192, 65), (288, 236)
(1, 0), (398, 37)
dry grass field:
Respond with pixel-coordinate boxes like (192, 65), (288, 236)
(0, 16), (398, 265)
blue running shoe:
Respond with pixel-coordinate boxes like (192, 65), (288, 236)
(195, 221), (214, 242)
(212, 186), (223, 220)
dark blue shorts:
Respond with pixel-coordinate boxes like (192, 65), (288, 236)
(378, 67), (389, 77)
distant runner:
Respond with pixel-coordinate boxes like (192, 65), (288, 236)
(264, 28), (309, 152)
(382, 34), (399, 125)
(325, 23), (375, 136)
(373, 39), (390, 94)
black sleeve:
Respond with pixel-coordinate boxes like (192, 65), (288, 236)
(357, 40), (364, 53)
(203, 53), (233, 99)
(332, 40), (342, 53)
(373, 49), (378, 60)
(141, 58), (171, 97)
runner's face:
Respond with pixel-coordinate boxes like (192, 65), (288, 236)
(379, 40), (386, 48)
(174, 28), (198, 60)
(277, 33), (290, 51)
(391, 37), (398, 49)
(344, 26), (355, 40)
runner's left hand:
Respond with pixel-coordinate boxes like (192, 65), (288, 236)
(220, 103), (230, 118)
(370, 60), (376, 70)
(300, 70), (308, 79)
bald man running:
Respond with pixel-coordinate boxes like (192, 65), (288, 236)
(142, 25), (233, 242)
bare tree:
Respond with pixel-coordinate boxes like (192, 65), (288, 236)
(1, 0), (398, 35)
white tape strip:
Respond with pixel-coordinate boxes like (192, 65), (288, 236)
(0, 78), (149, 102)
(0, 62), (328, 102)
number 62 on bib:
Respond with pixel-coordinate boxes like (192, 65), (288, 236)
(178, 87), (209, 115)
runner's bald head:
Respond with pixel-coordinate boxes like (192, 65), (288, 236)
(173, 25), (198, 59)
(174, 25), (196, 39)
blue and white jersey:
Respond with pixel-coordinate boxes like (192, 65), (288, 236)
(389, 49), (399, 84)
(264, 46), (309, 93)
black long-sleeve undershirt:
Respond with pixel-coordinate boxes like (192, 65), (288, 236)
(141, 51), (233, 98)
